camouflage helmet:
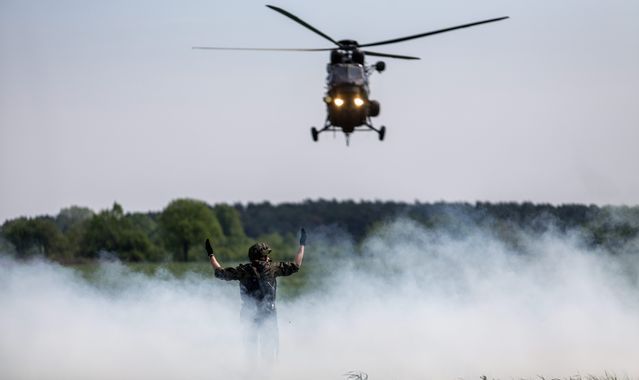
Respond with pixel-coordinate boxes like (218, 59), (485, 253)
(248, 242), (272, 261)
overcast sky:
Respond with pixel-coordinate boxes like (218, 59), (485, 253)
(1, 0), (638, 222)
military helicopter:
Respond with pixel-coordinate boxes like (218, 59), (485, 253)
(194, 5), (508, 145)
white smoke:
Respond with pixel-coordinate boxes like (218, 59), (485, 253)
(1, 220), (638, 380)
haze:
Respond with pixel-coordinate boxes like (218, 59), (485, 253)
(1, 0), (639, 222)
(1, 220), (638, 379)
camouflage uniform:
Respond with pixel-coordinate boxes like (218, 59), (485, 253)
(214, 254), (299, 362)
(214, 258), (299, 317)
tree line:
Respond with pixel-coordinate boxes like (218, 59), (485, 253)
(1, 199), (638, 263)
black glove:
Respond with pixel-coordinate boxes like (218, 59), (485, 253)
(205, 238), (215, 258)
(299, 228), (307, 246)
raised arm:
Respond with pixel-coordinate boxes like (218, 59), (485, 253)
(294, 228), (306, 267)
(206, 238), (222, 270)
(206, 239), (244, 281)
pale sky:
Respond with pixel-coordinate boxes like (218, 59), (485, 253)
(1, 0), (638, 222)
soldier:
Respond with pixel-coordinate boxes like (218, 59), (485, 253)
(205, 228), (306, 364)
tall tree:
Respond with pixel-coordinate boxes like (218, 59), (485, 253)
(2, 217), (66, 258)
(80, 203), (156, 262)
(159, 199), (223, 262)
(55, 206), (94, 232)
(56, 206), (94, 259)
(2, 218), (32, 254)
(214, 204), (246, 239)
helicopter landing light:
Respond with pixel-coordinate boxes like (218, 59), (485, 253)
(354, 97), (364, 107)
(334, 98), (344, 107)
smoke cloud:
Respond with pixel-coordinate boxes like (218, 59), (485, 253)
(1, 220), (638, 379)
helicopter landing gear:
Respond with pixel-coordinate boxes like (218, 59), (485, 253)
(379, 126), (386, 141)
(310, 116), (386, 145)
(363, 117), (386, 141)
(310, 118), (333, 142)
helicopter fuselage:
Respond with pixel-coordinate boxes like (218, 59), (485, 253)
(323, 60), (379, 131)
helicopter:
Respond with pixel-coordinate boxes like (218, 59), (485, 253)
(194, 5), (508, 145)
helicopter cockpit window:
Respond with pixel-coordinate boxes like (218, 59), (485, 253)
(327, 64), (366, 86)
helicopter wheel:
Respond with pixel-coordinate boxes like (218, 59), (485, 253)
(378, 126), (386, 141)
(311, 127), (319, 142)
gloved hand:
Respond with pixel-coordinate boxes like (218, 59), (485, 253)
(205, 238), (215, 258)
(299, 228), (307, 246)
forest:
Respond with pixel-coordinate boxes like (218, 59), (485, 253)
(1, 199), (638, 264)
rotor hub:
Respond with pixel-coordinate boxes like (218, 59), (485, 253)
(337, 40), (359, 49)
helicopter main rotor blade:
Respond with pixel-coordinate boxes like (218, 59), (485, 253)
(359, 16), (509, 48)
(363, 51), (421, 60)
(193, 46), (334, 51)
(266, 5), (341, 47)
